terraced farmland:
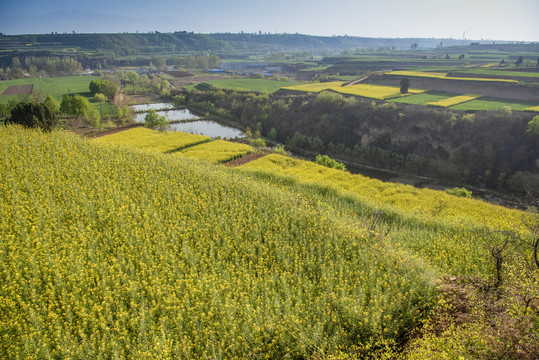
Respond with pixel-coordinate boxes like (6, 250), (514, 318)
(283, 82), (424, 100)
(175, 139), (253, 163)
(427, 94), (482, 108)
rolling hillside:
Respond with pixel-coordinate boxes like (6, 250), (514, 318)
(1, 125), (537, 359)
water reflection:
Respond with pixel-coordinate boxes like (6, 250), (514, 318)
(131, 103), (174, 112)
(134, 109), (200, 123)
(169, 121), (243, 139)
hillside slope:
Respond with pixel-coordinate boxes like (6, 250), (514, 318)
(1, 125), (534, 358)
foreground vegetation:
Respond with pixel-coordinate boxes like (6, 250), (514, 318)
(1, 125), (538, 358)
(1, 125), (436, 358)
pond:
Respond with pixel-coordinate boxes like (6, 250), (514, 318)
(134, 109), (200, 123)
(131, 103), (244, 139)
(169, 121), (243, 139)
(131, 103), (174, 112)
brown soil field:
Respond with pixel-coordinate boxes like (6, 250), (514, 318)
(1, 84), (34, 96)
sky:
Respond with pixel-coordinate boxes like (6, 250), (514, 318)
(1, 0), (538, 42)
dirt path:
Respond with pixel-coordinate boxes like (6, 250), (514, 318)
(223, 152), (268, 167)
(85, 123), (142, 138)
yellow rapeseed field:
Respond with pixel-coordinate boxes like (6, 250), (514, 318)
(94, 126), (210, 153)
(386, 70), (519, 83)
(2, 125), (441, 358)
(175, 139), (253, 163)
(282, 82), (424, 100)
(427, 94), (482, 108)
(240, 154), (529, 232)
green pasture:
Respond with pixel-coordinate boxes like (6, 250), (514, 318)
(0, 76), (94, 104)
(454, 68), (539, 78)
(388, 91), (458, 105)
(0, 76), (118, 116)
(448, 97), (539, 111)
(193, 78), (301, 94)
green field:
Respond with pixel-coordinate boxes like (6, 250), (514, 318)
(195, 78), (301, 94)
(388, 91), (459, 105)
(454, 68), (539, 78)
(0, 76), (94, 103)
(448, 97), (539, 111)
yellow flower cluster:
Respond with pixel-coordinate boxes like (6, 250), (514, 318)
(524, 105), (539, 112)
(240, 154), (530, 232)
(174, 139), (253, 163)
(96, 127), (253, 163)
(283, 82), (424, 100)
(386, 71), (519, 83)
(2, 126), (439, 357)
(94, 127), (209, 153)
(427, 94), (482, 108)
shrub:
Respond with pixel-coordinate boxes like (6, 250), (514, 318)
(6, 101), (58, 132)
(144, 109), (169, 129)
(444, 187), (472, 198)
(316, 154), (347, 171)
(249, 137), (266, 148)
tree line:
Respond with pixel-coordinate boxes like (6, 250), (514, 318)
(179, 88), (539, 196)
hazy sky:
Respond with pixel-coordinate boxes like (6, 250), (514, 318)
(1, 0), (538, 41)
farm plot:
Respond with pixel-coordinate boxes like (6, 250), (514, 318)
(196, 78), (301, 94)
(175, 140), (253, 163)
(427, 94), (482, 108)
(1, 84), (33, 96)
(95, 127), (210, 153)
(282, 81), (345, 92)
(386, 70), (519, 83)
(0, 76), (94, 104)
(448, 97), (539, 111)
(283, 82), (424, 100)
(388, 91), (459, 105)
(335, 83), (424, 100)
(240, 154), (529, 232)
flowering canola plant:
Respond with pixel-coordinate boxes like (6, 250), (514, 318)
(240, 154), (529, 232)
(283, 82), (424, 100)
(175, 139), (253, 163)
(1, 125), (439, 358)
(385, 70), (519, 83)
(427, 94), (482, 108)
(95, 126), (210, 153)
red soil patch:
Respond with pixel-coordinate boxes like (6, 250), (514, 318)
(1, 84), (34, 96)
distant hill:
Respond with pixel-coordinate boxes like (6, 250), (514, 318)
(0, 32), (487, 56)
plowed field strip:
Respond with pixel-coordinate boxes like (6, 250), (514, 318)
(1, 84), (33, 96)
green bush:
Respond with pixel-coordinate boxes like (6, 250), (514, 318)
(316, 154), (347, 171)
(249, 137), (266, 148)
(444, 187), (472, 198)
(6, 101), (58, 132)
(144, 109), (169, 129)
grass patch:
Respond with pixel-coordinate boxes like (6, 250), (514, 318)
(388, 91), (459, 105)
(200, 78), (301, 94)
(0, 76), (95, 103)
(449, 97), (539, 111)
